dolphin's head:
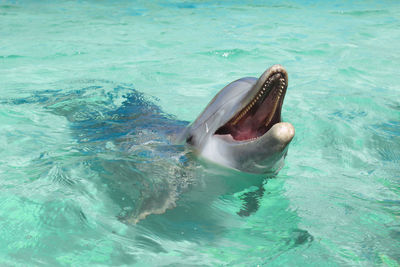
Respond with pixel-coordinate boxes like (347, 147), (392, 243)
(182, 65), (295, 174)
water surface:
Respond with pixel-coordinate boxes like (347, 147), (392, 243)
(1, 0), (399, 266)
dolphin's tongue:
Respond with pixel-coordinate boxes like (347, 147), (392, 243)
(230, 126), (259, 140)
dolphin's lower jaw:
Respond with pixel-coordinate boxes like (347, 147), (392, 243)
(202, 122), (294, 174)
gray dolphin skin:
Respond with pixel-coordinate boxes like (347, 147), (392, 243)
(181, 64), (295, 174)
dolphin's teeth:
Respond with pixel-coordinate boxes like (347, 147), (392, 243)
(265, 95), (281, 126)
(234, 72), (287, 126)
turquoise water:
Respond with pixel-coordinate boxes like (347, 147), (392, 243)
(1, 0), (400, 266)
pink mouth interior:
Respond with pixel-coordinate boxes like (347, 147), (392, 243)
(214, 73), (284, 141)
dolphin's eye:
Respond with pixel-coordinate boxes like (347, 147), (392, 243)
(186, 135), (194, 145)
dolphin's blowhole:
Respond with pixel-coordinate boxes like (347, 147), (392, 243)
(214, 70), (287, 141)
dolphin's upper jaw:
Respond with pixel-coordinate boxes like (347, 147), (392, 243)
(214, 65), (289, 142)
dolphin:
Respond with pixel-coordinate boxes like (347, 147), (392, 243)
(180, 64), (295, 174)
(7, 65), (294, 223)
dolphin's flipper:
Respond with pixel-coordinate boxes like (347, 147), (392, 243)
(237, 183), (266, 217)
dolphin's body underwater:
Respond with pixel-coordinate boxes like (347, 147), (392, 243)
(181, 64), (294, 174)
(11, 64), (294, 223)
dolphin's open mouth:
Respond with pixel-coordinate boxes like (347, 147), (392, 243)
(214, 68), (288, 141)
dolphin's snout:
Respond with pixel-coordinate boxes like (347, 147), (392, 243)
(269, 122), (295, 147)
(267, 64), (288, 81)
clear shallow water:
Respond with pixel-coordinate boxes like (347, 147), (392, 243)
(1, 0), (400, 266)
